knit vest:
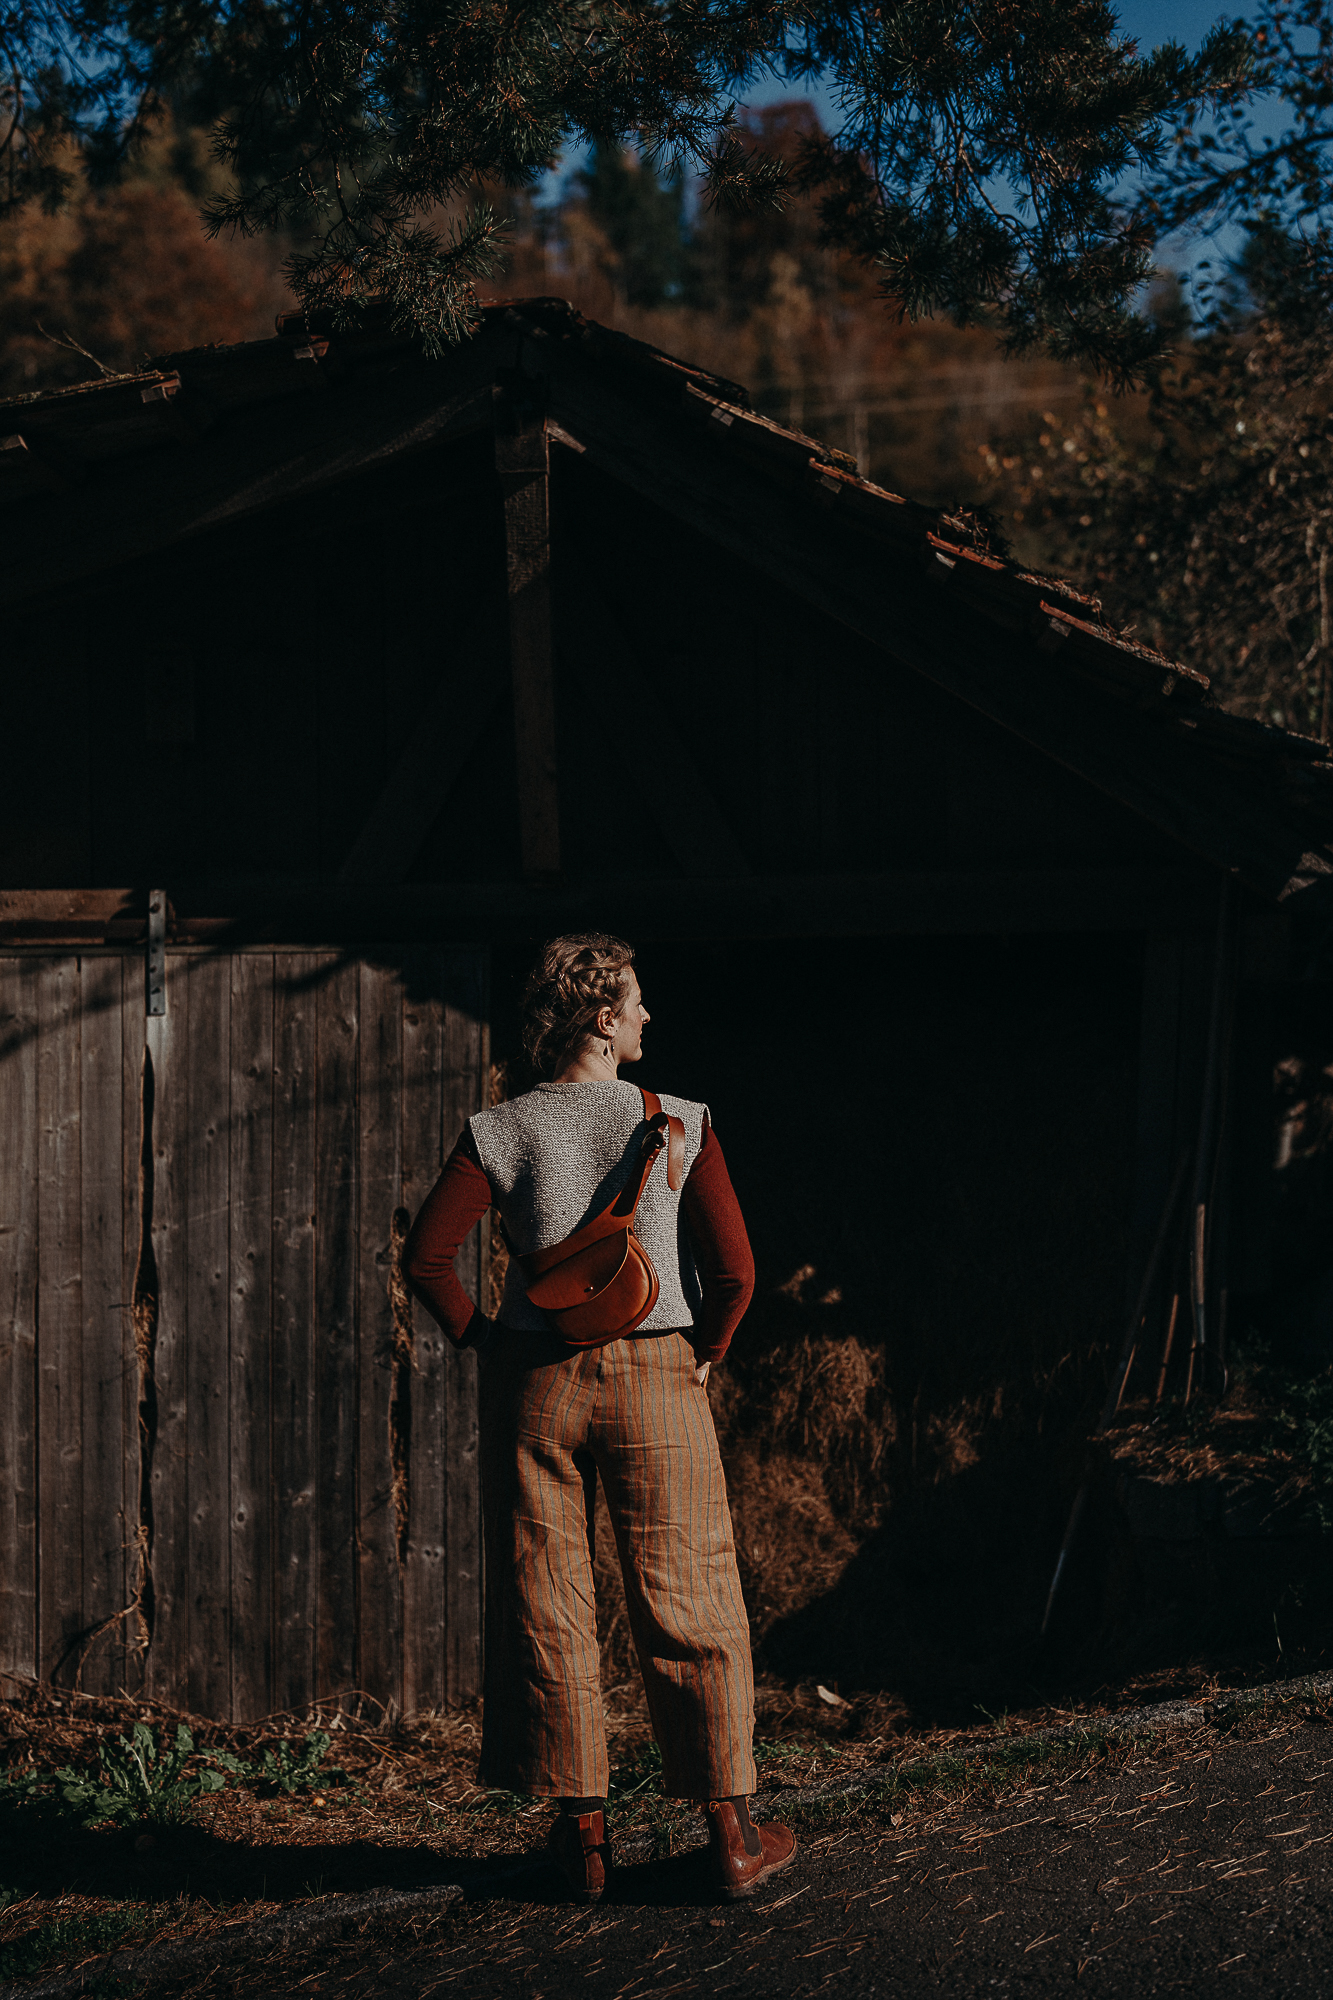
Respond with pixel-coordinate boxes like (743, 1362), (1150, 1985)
(469, 1079), (707, 1335)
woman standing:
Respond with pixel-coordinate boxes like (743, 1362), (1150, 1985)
(404, 932), (795, 1902)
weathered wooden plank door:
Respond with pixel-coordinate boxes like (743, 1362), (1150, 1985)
(0, 945), (488, 1722)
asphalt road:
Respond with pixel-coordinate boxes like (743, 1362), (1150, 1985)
(70, 1718), (1333, 1998)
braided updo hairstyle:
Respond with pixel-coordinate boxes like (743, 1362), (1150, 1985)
(521, 933), (635, 1078)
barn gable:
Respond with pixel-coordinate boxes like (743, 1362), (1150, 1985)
(3, 294), (1331, 936)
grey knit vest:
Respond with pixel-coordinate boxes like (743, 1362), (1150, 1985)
(469, 1079), (707, 1334)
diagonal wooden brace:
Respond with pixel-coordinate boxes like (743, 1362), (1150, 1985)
(494, 370), (561, 883)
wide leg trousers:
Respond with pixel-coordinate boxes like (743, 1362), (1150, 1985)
(477, 1328), (757, 1800)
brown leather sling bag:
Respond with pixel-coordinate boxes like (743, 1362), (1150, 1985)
(519, 1088), (685, 1349)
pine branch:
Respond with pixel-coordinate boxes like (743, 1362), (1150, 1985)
(0, 0), (1273, 376)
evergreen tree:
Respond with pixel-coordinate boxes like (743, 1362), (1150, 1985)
(687, 101), (834, 318)
(574, 146), (691, 307)
(0, 0), (1254, 375)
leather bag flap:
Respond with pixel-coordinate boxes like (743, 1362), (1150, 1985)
(553, 1243), (658, 1339)
(526, 1232), (631, 1312)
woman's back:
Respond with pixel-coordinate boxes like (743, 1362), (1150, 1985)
(472, 1079), (707, 1334)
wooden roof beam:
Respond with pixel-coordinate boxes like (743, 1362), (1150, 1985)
(0, 359), (499, 606)
(139, 374), (213, 445)
(0, 867), (1222, 946)
(0, 433), (69, 497)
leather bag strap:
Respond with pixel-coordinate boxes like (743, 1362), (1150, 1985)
(639, 1087), (686, 1192)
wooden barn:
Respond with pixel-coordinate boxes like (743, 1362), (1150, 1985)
(2, 296), (1331, 1723)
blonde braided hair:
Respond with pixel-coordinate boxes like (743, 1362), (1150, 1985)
(521, 933), (635, 1078)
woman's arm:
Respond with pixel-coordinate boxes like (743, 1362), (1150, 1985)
(402, 1128), (495, 1349)
(681, 1122), (755, 1365)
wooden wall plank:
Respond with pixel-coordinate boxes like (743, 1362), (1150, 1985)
(442, 949), (487, 1704)
(11, 866), (1218, 948)
(401, 955), (445, 1715)
(120, 972), (146, 1697)
(185, 955), (231, 1716)
(315, 960), (359, 1699)
(0, 960), (40, 1680)
(273, 954), (320, 1715)
(37, 959), (82, 1682)
(229, 955), (274, 1721)
(6, 943), (488, 1716)
(357, 961), (404, 1711)
(145, 973), (188, 1701)
(79, 956), (126, 1695)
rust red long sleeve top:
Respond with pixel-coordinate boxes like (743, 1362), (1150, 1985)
(403, 1120), (754, 1364)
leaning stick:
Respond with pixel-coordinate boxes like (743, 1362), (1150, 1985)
(1185, 876), (1238, 1402)
(1154, 1290), (1181, 1407)
(1040, 1146), (1190, 1637)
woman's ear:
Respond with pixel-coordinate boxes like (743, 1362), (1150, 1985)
(595, 1004), (618, 1039)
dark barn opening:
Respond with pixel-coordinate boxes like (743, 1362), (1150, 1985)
(2, 298), (1331, 1720)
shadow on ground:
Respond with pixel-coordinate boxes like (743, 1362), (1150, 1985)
(0, 1813), (461, 1909)
(0, 1804), (735, 1919)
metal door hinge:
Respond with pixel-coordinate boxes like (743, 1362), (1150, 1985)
(146, 889), (167, 1016)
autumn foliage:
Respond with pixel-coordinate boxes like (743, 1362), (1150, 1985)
(0, 139), (286, 397)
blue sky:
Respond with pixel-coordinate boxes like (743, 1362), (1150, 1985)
(743, 1), (1247, 119)
(1117, 0), (1242, 50)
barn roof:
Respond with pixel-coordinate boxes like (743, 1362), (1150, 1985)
(3, 293), (1332, 910)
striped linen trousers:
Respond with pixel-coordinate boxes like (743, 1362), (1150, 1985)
(478, 1327), (757, 1800)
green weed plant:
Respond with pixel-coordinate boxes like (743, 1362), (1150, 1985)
(0, 1904), (158, 1984)
(608, 1741), (663, 1805)
(461, 1790), (529, 1817)
(1228, 1335), (1333, 1532)
(1268, 1371), (1333, 1531)
(209, 1730), (345, 1798)
(0, 1725), (345, 1839)
(3, 1724), (224, 1832)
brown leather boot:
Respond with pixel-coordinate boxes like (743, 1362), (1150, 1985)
(548, 1803), (610, 1902)
(703, 1797), (797, 1901)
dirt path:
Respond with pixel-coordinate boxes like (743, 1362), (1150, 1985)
(95, 1717), (1333, 1999)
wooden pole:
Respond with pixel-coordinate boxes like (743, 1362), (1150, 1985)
(1185, 876), (1238, 1404)
(1040, 1146), (1190, 1638)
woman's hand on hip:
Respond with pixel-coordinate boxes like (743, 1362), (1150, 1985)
(693, 1360), (710, 1387)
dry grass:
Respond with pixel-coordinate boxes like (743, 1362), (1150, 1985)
(1105, 1391), (1312, 1489)
(0, 1671), (889, 1989)
(712, 1325), (892, 1532)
